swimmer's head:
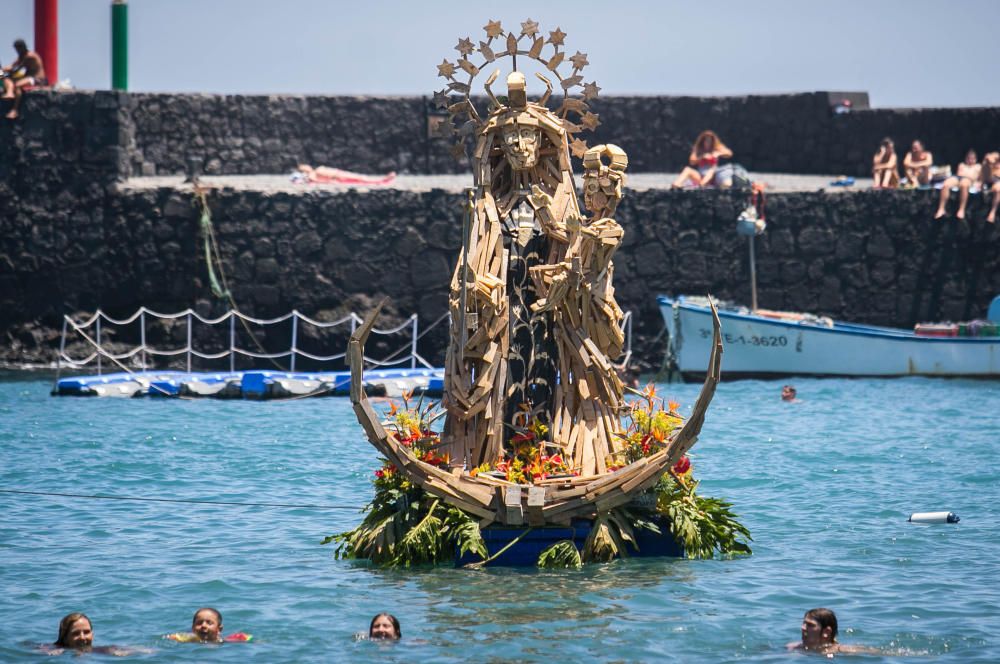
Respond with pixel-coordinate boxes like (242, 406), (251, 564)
(801, 608), (837, 649)
(781, 385), (796, 401)
(192, 608), (223, 642)
(369, 613), (400, 640)
(55, 612), (93, 649)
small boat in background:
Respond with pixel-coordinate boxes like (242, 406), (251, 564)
(659, 294), (1000, 380)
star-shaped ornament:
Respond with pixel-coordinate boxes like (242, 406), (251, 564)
(569, 138), (589, 158)
(580, 112), (601, 131)
(455, 37), (475, 56)
(437, 59), (456, 79)
(520, 18), (539, 37)
(548, 27), (567, 46)
(582, 81), (601, 100)
(432, 89), (450, 109)
(570, 51), (589, 70)
(484, 19), (504, 39)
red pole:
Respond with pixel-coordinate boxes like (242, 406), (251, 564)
(34, 0), (58, 84)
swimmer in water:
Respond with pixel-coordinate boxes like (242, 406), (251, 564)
(369, 613), (401, 640)
(42, 612), (147, 656)
(781, 385), (798, 402)
(166, 607), (223, 643)
(53, 612), (93, 651)
(787, 608), (880, 655)
(166, 607), (252, 643)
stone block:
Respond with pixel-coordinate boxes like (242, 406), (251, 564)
(294, 231), (322, 256)
(797, 227), (835, 255)
(255, 258), (280, 283)
(867, 231), (895, 259)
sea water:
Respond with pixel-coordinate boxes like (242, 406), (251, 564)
(0, 372), (998, 662)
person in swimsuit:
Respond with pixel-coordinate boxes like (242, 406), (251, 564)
(2, 39), (47, 120)
(871, 137), (899, 188)
(983, 151), (1000, 224)
(903, 140), (934, 187)
(935, 149), (982, 220)
(671, 130), (733, 189)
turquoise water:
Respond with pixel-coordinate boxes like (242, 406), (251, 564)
(1, 372), (998, 662)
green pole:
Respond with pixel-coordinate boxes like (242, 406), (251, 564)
(111, 0), (128, 90)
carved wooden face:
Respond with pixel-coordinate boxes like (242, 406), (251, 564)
(583, 173), (607, 213)
(501, 123), (540, 170)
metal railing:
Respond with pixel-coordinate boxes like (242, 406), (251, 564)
(56, 307), (433, 375)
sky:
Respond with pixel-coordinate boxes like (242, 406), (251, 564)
(6, 0), (1000, 108)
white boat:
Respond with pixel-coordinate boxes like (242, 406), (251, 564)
(659, 295), (1000, 379)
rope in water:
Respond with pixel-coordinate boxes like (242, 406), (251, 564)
(0, 488), (360, 511)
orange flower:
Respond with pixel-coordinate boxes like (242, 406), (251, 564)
(668, 400), (680, 414)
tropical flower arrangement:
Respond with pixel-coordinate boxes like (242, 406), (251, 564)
(325, 392), (487, 567)
(473, 405), (576, 484)
(326, 387), (751, 568)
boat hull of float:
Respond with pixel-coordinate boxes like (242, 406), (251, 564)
(659, 295), (1000, 379)
(455, 518), (684, 566)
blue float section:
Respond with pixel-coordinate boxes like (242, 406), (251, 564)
(454, 517), (684, 566)
(53, 368), (444, 400)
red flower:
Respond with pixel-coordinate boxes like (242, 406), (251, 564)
(672, 456), (691, 475)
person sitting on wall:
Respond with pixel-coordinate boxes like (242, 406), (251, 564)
(1, 38), (47, 120)
(902, 140), (933, 188)
(982, 151), (1000, 224)
(671, 130), (733, 189)
(871, 137), (899, 189)
(934, 149), (981, 220)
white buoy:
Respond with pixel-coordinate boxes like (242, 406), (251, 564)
(908, 511), (960, 524)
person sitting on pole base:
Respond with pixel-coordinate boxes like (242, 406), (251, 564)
(2, 38), (47, 120)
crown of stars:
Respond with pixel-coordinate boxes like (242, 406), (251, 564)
(455, 37), (475, 56)
(435, 19), (604, 162)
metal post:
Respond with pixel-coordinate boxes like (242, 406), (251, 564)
(111, 0), (128, 90)
(410, 315), (419, 369)
(229, 312), (235, 373)
(748, 235), (759, 312)
(186, 312), (192, 373)
(139, 310), (147, 371)
(35, 0), (58, 84)
(51, 316), (68, 393)
(96, 316), (102, 375)
(290, 311), (298, 372)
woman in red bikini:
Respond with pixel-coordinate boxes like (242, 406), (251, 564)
(672, 130), (733, 189)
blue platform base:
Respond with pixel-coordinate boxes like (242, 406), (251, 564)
(53, 368), (444, 400)
(455, 517), (684, 566)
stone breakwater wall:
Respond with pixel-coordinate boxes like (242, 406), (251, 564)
(1, 90), (998, 368)
(3, 182), (997, 369)
(127, 91), (1000, 177)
